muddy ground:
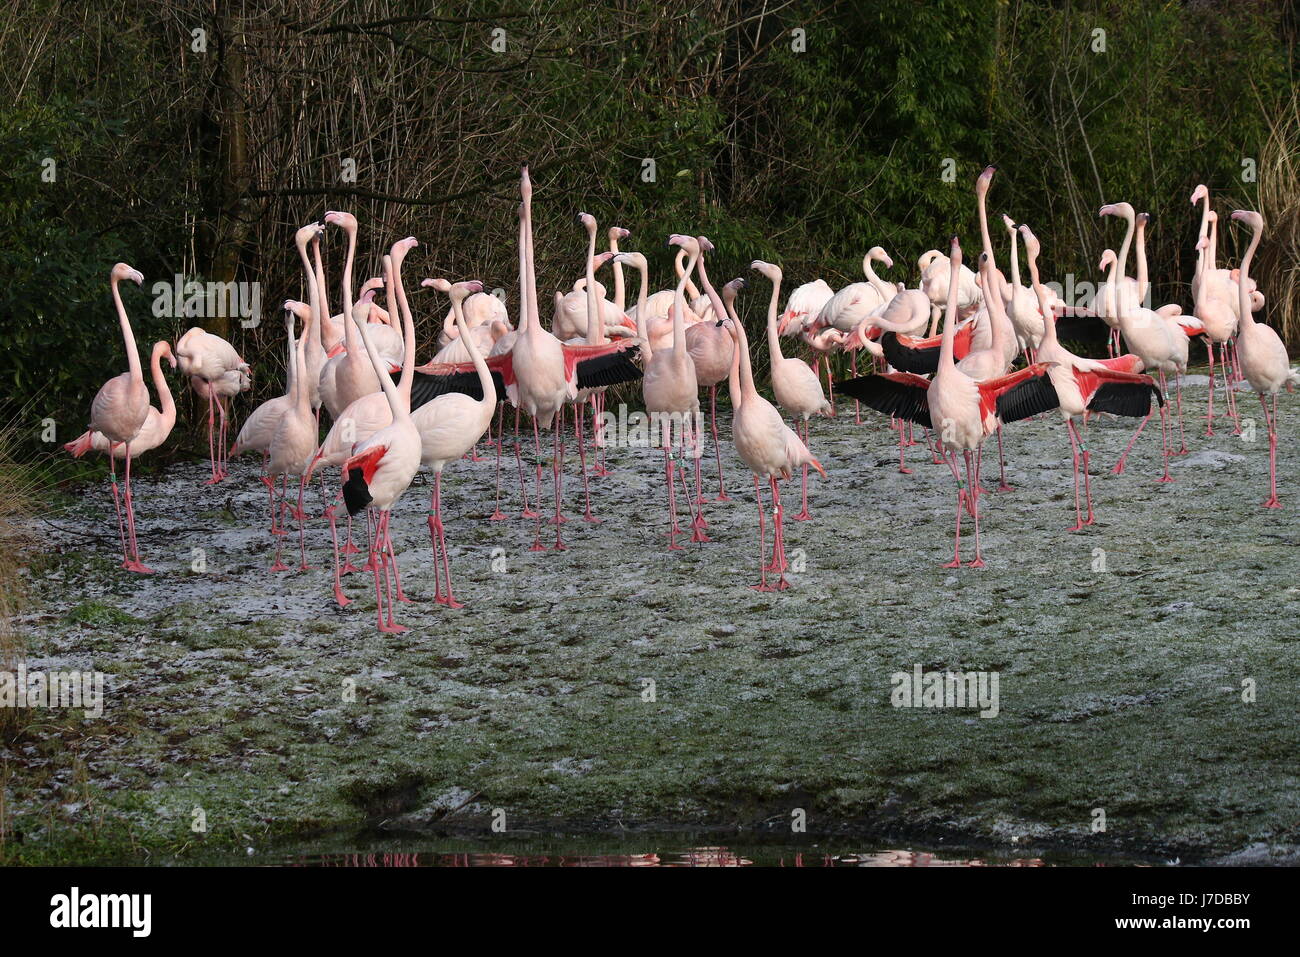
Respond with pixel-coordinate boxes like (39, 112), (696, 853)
(3, 369), (1297, 865)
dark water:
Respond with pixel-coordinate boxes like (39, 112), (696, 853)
(245, 834), (1160, 867)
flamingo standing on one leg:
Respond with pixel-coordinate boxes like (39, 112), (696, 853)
(78, 263), (153, 571)
(752, 260), (830, 522)
(721, 285), (826, 591)
(1230, 210), (1291, 508)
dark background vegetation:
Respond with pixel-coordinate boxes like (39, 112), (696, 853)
(1, 0), (1297, 456)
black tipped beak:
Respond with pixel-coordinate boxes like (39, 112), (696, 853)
(715, 319), (724, 328)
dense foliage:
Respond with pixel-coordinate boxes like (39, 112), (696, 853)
(1, 0), (1295, 453)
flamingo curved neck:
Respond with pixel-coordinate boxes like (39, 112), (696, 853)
(111, 275), (143, 384)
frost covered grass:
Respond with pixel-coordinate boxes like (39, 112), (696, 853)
(3, 371), (1297, 865)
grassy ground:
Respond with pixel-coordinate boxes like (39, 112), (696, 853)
(3, 370), (1297, 865)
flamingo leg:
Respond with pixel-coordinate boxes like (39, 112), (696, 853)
(1066, 419), (1088, 531)
(551, 415), (567, 549)
(897, 418), (912, 474)
(850, 351), (862, 424)
(1111, 410), (1152, 475)
(1261, 392), (1281, 508)
(105, 451), (128, 565)
(431, 470), (464, 607)
(751, 474), (771, 591)
(1156, 371), (1173, 483)
(995, 424), (1012, 492)
(679, 425), (710, 543)
(575, 402), (600, 523)
(965, 449), (985, 567)
(1224, 343), (1242, 434)
(1174, 372), (1188, 455)
(326, 497), (351, 607)
(269, 476), (290, 572)
(769, 478), (790, 589)
(664, 443), (682, 551)
(427, 484), (445, 604)
(1205, 343), (1218, 435)
(489, 403), (507, 520)
(296, 475), (312, 570)
(941, 450), (965, 568)
(709, 386), (729, 501)
(793, 418), (812, 521)
(516, 408), (536, 518)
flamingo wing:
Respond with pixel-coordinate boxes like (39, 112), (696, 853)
(990, 364), (1059, 424)
(563, 340), (643, 389)
(880, 322), (975, 374)
(838, 372), (932, 427)
(342, 444), (387, 516)
(1080, 368), (1164, 417)
(411, 354), (510, 406)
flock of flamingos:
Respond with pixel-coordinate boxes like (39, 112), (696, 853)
(69, 165), (1294, 631)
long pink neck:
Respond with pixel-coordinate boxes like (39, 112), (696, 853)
(584, 225), (602, 344)
(1237, 220), (1260, 331)
(112, 275), (143, 385)
(150, 344), (175, 424)
(937, 253), (961, 371)
(390, 251), (416, 405)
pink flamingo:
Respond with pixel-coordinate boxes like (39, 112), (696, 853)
(414, 277), (497, 607)
(1230, 209), (1292, 508)
(998, 225), (1163, 530)
(76, 263), (153, 571)
(340, 260), (423, 634)
(722, 284), (825, 591)
(175, 325), (248, 485)
(752, 260), (830, 521)
(685, 247), (737, 503)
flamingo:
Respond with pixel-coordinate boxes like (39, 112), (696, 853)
(721, 281), (825, 591)
(641, 235), (704, 549)
(684, 246), (737, 503)
(266, 274), (318, 574)
(321, 212), (384, 416)
(1191, 199), (1242, 435)
(65, 342), (178, 537)
(997, 225), (1163, 530)
(840, 236), (1051, 565)
(78, 263), (153, 571)
(175, 324), (248, 485)
(1229, 210), (1293, 508)
(414, 278), (497, 607)
(340, 253), (423, 634)
(753, 260), (830, 521)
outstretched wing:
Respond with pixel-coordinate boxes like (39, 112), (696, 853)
(879, 322), (975, 374)
(984, 363), (1057, 424)
(563, 340), (643, 390)
(838, 372), (932, 427)
(1084, 368), (1164, 417)
(410, 354), (510, 407)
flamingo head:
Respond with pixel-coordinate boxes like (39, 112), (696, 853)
(1195, 236), (1210, 251)
(576, 212), (597, 234)
(975, 165), (997, 197)
(1190, 184), (1208, 205)
(111, 262), (144, 285)
(1018, 225), (1041, 261)
(1098, 249), (1117, 272)
(593, 251), (615, 270)
(722, 277), (746, 308)
(750, 260), (781, 283)
(1000, 213), (1017, 233)
(294, 222), (323, 248)
(1230, 209), (1263, 231)
(668, 234), (700, 256)
(1098, 201), (1134, 220)
(697, 236), (715, 253)
(608, 226), (630, 243)
(868, 246), (893, 269)
(948, 234), (962, 265)
(389, 236), (418, 264)
(323, 210), (357, 232)
(1137, 212), (1151, 227)
(423, 278), (452, 293)
(612, 251), (647, 270)
(520, 164), (532, 203)
(451, 280), (483, 302)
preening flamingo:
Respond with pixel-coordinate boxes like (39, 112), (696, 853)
(79, 263), (153, 572)
(175, 324), (248, 485)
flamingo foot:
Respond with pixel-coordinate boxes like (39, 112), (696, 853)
(899, 466), (913, 475)
(941, 559), (962, 569)
(436, 596), (466, 609)
(996, 483), (1013, 493)
(966, 559), (986, 568)
(122, 560), (154, 574)
(1157, 474), (1174, 484)
(269, 559), (290, 572)
(715, 492), (731, 502)
(378, 622), (409, 634)
(1110, 462), (1126, 475)
(489, 509), (507, 521)
(1261, 496), (1282, 509)
(582, 512), (602, 524)
(333, 585), (352, 608)
(791, 509), (811, 521)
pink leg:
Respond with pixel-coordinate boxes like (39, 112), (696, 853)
(664, 445), (682, 551)
(1174, 373), (1188, 455)
(1205, 344), (1217, 435)
(793, 418), (812, 521)
(1224, 343), (1242, 434)
(432, 470), (464, 606)
(965, 449), (985, 567)
(941, 450), (965, 568)
(897, 418), (912, 474)
(326, 500), (351, 607)
(1066, 420), (1086, 531)
(576, 402), (600, 523)
(769, 478), (790, 589)
(1156, 372), (1173, 483)
(678, 428), (710, 543)
(995, 425), (1012, 491)
(850, 352), (862, 424)
(551, 421), (567, 550)
(751, 474), (772, 591)
(296, 476), (313, 569)
(1112, 410), (1152, 475)
(269, 477), (290, 572)
(710, 387), (729, 500)
(490, 403), (507, 521)
(107, 452), (129, 566)
(1261, 392), (1281, 508)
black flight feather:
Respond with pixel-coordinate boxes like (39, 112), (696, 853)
(576, 349), (643, 390)
(838, 375), (932, 428)
(342, 465), (373, 517)
(1090, 380), (1162, 418)
(409, 369), (505, 408)
(880, 332), (940, 375)
(996, 373), (1059, 423)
